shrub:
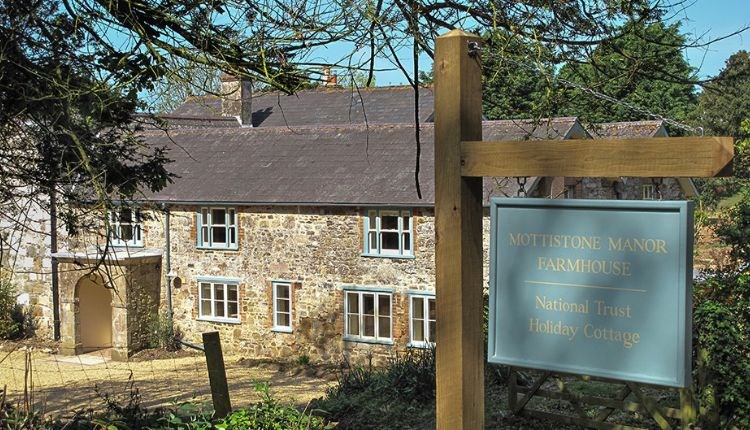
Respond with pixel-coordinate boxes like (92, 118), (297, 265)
(693, 274), (750, 429)
(214, 382), (331, 430)
(313, 348), (436, 429)
(0, 278), (34, 340)
(146, 312), (181, 351)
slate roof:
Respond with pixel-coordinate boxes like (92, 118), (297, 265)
(142, 118), (580, 206)
(168, 86), (435, 127)
(586, 120), (667, 138)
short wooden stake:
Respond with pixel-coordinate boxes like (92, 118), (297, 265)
(680, 387), (696, 430)
(202, 331), (232, 418)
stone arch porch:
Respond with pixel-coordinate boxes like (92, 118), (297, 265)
(52, 249), (162, 361)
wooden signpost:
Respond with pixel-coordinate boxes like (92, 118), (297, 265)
(433, 29), (734, 430)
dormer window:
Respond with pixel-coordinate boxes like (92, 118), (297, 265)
(109, 208), (143, 247)
(363, 209), (413, 258)
(198, 207), (238, 249)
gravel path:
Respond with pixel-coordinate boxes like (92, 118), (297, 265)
(0, 347), (336, 419)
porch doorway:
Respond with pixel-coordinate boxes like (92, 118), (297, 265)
(76, 274), (113, 352)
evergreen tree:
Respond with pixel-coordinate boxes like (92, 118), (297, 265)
(697, 50), (750, 140)
(557, 20), (698, 127)
(481, 30), (558, 120)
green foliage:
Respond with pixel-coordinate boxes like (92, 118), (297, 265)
(0, 279), (35, 340)
(697, 51), (750, 140)
(693, 274), (750, 428)
(557, 20), (697, 128)
(313, 349), (436, 429)
(296, 354), (311, 366)
(714, 187), (750, 265)
(146, 312), (181, 351)
(2, 381), (330, 429)
(213, 382), (331, 430)
(481, 29), (559, 120)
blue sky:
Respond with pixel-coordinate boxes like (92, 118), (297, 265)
(674, 0), (749, 79)
(367, 1), (750, 85)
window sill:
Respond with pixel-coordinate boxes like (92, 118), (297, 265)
(408, 341), (435, 349)
(343, 336), (394, 346)
(111, 243), (144, 248)
(197, 317), (241, 325)
(272, 327), (293, 333)
(196, 246), (239, 251)
(360, 252), (415, 260)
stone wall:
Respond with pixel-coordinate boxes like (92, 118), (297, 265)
(0, 198), (54, 336)
(156, 205), (439, 365)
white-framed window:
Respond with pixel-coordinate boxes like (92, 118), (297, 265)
(364, 209), (413, 257)
(198, 279), (240, 323)
(344, 290), (392, 342)
(564, 185), (576, 199)
(272, 281), (293, 332)
(109, 208), (143, 247)
(642, 184), (656, 200)
(198, 207), (238, 249)
(410, 295), (436, 347)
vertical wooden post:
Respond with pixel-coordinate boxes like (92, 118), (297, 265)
(680, 387), (696, 430)
(202, 331), (232, 418)
(434, 29), (484, 429)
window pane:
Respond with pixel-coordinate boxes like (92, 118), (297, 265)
(228, 209), (235, 225)
(201, 226), (209, 243)
(212, 226), (227, 243)
(277, 298), (290, 313)
(428, 321), (436, 343)
(363, 294), (375, 315)
(413, 319), (425, 342)
(228, 301), (238, 318)
(228, 227), (236, 245)
(227, 285), (238, 301)
(211, 208), (226, 225)
(402, 233), (410, 251)
(215, 286), (225, 301)
(133, 225), (142, 241)
(412, 297), (424, 319)
(214, 301), (225, 317)
(200, 283), (211, 300)
(201, 208), (208, 226)
(119, 208), (132, 223)
(200, 300), (212, 317)
(276, 284), (290, 299)
(378, 295), (390, 316)
(378, 316), (391, 338)
(381, 232), (399, 251)
(368, 232), (378, 252)
(363, 315), (375, 337)
(368, 211), (377, 231)
(428, 298), (436, 320)
(347, 292), (359, 313)
(278, 312), (290, 327)
(347, 315), (359, 336)
(120, 225), (133, 241)
(381, 215), (398, 230)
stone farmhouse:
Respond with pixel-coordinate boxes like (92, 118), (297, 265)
(5, 79), (697, 363)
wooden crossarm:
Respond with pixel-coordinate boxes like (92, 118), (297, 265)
(461, 136), (733, 178)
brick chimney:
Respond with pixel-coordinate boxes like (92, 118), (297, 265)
(220, 73), (253, 127)
(321, 67), (338, 87)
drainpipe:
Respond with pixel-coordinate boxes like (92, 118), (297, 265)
(50, 189), (60, 340)
(162, 204), (173, 323)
